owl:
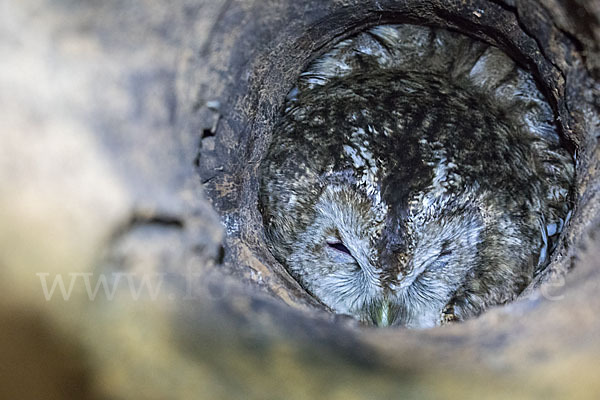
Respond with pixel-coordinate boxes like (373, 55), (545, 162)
(259, 25), (574, 328)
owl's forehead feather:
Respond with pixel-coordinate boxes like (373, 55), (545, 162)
(320, 172), (388, 227)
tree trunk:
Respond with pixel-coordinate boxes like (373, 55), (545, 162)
(1, 0), (599, 399)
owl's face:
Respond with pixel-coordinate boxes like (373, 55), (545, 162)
(284, 183), (485, 328)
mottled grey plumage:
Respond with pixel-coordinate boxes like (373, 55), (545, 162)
(259, 25), (574, 328)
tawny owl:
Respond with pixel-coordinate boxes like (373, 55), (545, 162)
(259, 24), (574, 328)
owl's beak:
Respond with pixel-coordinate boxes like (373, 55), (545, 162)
(371, 299), (395, 327)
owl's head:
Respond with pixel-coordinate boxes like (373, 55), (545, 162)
(259, 23), (573, 329)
